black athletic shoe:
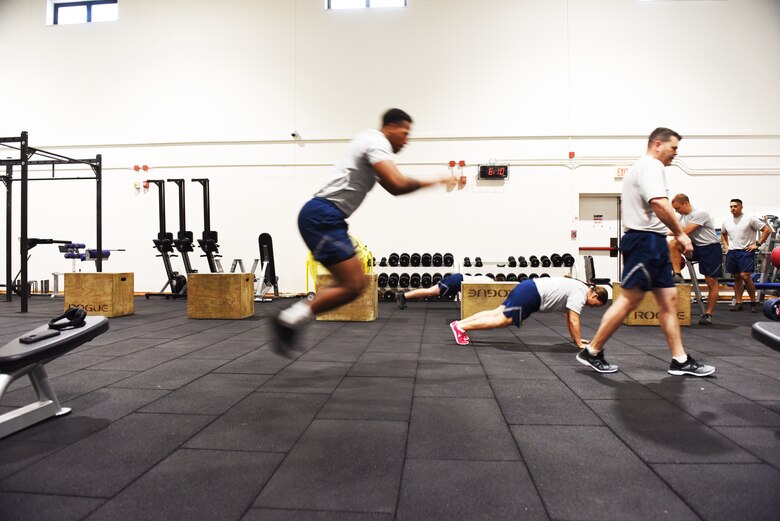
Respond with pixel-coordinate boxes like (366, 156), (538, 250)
(272, 314), (298, 360)
(397, 291), (407, 310)
(751, 302), (759, 313)
(698, 314), (713, 325)
(576, 349), (618, 373)
(668, 355), (716, 377)
(729, 303), (743, 312)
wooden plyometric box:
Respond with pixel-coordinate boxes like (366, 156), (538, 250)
(461, 281), (519, 319)
(187, 273), (254, 319)
(315, 274), (378, 322)
(612, 283), (691, 326)
(64, 272), (134, 318)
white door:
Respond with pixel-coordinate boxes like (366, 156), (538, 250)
(578, 196), (621, 284)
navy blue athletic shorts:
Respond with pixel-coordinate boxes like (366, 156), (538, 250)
(725, 249), (755, 275)
(620, 231), (674, 291)
(692, 243), (723, 278)
(298, 198), (355, 266)
(501, 279), (542, 327)
(438, 274), (463, 299)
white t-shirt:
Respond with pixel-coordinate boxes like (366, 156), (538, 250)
(680, 208), (719, 246)
(532, 277), (588, 314)
(722, 214), (765, 249)
(314, 129), (395, 217)
(621, 155), (670, 234)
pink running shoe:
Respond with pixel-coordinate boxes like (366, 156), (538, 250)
(449, 321), (470, 345)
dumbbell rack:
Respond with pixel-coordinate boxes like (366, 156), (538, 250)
(461, 254), (576, 281)
(375, 252), (456, 301)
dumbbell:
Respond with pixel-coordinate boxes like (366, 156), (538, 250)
(508, 256), (517, 267)
(495, 273), (506, 281)
(463, 257), (472, 267)
(518, 256), (528, 267)
(432, 253), (443, 267)
(379, 257), (388, 267)
(399, 273), (411, 287)
(764, 298), (780, 321)
(432, 273), (443, 285)
(540, 273), (550, 278)
(562, 253), (575, 267)
(541, 255), (551, 267)
(551, 253), (563, 267)
(529, 256), (540, 267)
(400, 253), (411, 267)
(475, 257), (483, 267)
(518, 273), (529, 281)
(411, 253), (421, 267)
(388, 253), (400, 267)
(506, 273), (518, 281)
(383, 290), (396, 301)
(529, 273), (539, 279)
(378, 273), (389, 288)
(443, 253), (454, 267)
(486, 273), (495, 280)
(421, 273), (432, 288)
(422, 253), (433, 267)
(388, 273), (400, 288)
(410, 273), (422, 288)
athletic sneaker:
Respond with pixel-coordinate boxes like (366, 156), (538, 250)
(698, 314), (713, 326)
(272, 314), (298, 360)
(668, 355), (716, 377)
(751, 302), (759, 313)
(576, 349), (619, 373)
(729, 303), (743, 312)
(449, 321), (470, 345)
(397, 291), (407, 310)
(673, 273), (684, 283)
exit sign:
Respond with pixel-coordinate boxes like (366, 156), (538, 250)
(616, 167), (629, 178)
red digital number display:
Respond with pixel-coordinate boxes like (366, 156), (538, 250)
(479, 165), (509, 179)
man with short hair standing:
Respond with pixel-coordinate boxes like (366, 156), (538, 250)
(721, 199), (772, 312)
(577, 128), (716, 377)
(669, 193), (722, 325)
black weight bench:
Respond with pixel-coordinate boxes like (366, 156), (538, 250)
(0, 316), (109, 438)
(752, 322), (780, 353)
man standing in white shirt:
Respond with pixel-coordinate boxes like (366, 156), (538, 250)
(721, 199), (772, 312)
(577, 128), (715, 377)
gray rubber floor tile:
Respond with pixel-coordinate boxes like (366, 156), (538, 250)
(478, 352), (558, 379)
(718, 354), (780, 381)
(653, 463), (780, 521)
(348, 352), (418, 378)
(298, 342), (367, 362)
(140, 373), (269, 415)
(185, 392), (328, 452)
(511, 425), (699, 521)
(706, 365), (780, 401)
(214, 345), (294, 374)
(254, 419), (406, 513)
(647, 378), (780, 427)
(414, 363), (493, 398)
(396, 459), (547, 521)
(318, 377), (413, 421)
(74, 336), (170, 357)
(183, 339), (265, 360)
(85, 449), (283, 521)
(549, 364), (659, 400)
(0, 413), (213, 497)
(2, 369), (135, 407)
(109, 358), (227, 390)
(365, 336), (421, 353)
(587, 399), (760, 463)
(242, 509), (393, 521)
(492, 378), (603, 425)
(260, 361), (352, 394)
(419, 343), (480, 364)
(0, 491), (104, 521)
(713, 426), (780, 469)
(0, 440), (63, 481)
(91, 343), (208, 371)
(408, 397), (519, 460)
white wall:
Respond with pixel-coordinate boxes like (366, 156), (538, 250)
(1, 0), (779, 293)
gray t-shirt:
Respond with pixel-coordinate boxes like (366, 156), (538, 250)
(621, 155), (670, 234)
(680, 208), (719, 247)
(314, 129), (395, 217)
(722, 214), (765, 249)
(532, 277), (588, 314)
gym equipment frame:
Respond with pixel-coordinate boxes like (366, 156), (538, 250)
(1, 131), (103, 313)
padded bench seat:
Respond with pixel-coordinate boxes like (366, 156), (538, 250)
(0, 316), (109, 438)
(751, 322), (780, 353)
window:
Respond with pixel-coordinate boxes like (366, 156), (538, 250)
(50, 1), (118, 25)
(327, 0), (407, 9)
